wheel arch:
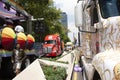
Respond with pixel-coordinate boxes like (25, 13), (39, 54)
(93, 70), (101, 80)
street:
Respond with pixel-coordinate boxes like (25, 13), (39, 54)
(72, 71), (83, 80)
(72, 47), (83, 80)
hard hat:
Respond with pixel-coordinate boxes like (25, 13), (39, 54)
(15, 25), (24, 32)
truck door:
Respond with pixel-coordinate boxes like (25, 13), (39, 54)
(82, 1), (99, 55)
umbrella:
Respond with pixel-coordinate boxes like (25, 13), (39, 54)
(26, 34), (35, 50)
(1, 27), (16, 50)
(17, 32), (27, 49)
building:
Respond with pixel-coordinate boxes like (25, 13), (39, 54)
(60, 12), (68, 28)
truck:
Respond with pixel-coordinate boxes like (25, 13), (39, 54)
(43, 34), (63, 57)
(75, 0), (120, 80)
(0, 0), (37, 78)
(65, 42), (74, 51)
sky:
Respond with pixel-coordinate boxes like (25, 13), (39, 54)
(53, 0), (78, 42)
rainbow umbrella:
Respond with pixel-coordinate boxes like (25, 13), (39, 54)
(1, 27), (16, 51)
(17, 32), (27, 49)
(26, 34), (35, 50)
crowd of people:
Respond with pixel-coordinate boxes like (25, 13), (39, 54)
(11, 43), (26, 75)
(5, 19), (24, 33)
(2, 19), (26, 75)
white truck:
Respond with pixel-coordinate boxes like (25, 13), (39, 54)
(75, 0), (120, 80)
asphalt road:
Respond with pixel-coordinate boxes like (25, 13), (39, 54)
(72, 47), (83, 80)
(72, 71), (83, 80)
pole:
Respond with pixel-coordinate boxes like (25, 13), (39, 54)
(26, 17), (32, 34)
(78, 27), (81, 47)
(78, 31), (80, 47)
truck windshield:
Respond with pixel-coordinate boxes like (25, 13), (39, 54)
(99, 0), (120, 18)
(45, 40), (56, 44)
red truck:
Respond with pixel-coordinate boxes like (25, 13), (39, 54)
(43, 34), (63, 57)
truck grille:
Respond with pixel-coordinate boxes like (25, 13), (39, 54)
(43, 47), (47, 53)
(43, 47), (52, 53)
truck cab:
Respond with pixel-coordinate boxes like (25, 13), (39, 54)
(43, 34), (62, 57)
(65, 42), (74, 51)
(75, 0), (120, 80)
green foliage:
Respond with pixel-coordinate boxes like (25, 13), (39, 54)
(56, 61), (69, 64)
(42, 65), (67, 80)
(15, 0), (70, 42)
(41, 56), (61, 61)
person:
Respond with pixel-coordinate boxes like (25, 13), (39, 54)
(11, 43), (26, 75)
(15, 25), (24, 33)
(14, 20), (24, 33)
(5, 19), (14, 29)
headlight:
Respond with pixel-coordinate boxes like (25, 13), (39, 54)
(53, 50), (57, 53)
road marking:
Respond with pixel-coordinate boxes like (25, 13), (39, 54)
(73, 72), (78, 80)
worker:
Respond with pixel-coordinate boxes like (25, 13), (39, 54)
(11, 43), (26, 75)
(14, 20), (24, 33)
(5, 19), (14, 29)
(15, 25), (24, 33)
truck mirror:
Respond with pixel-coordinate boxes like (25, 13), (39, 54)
(78, 26), (97, 33)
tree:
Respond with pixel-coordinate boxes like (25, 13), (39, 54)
(15, 0), (70, 42)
